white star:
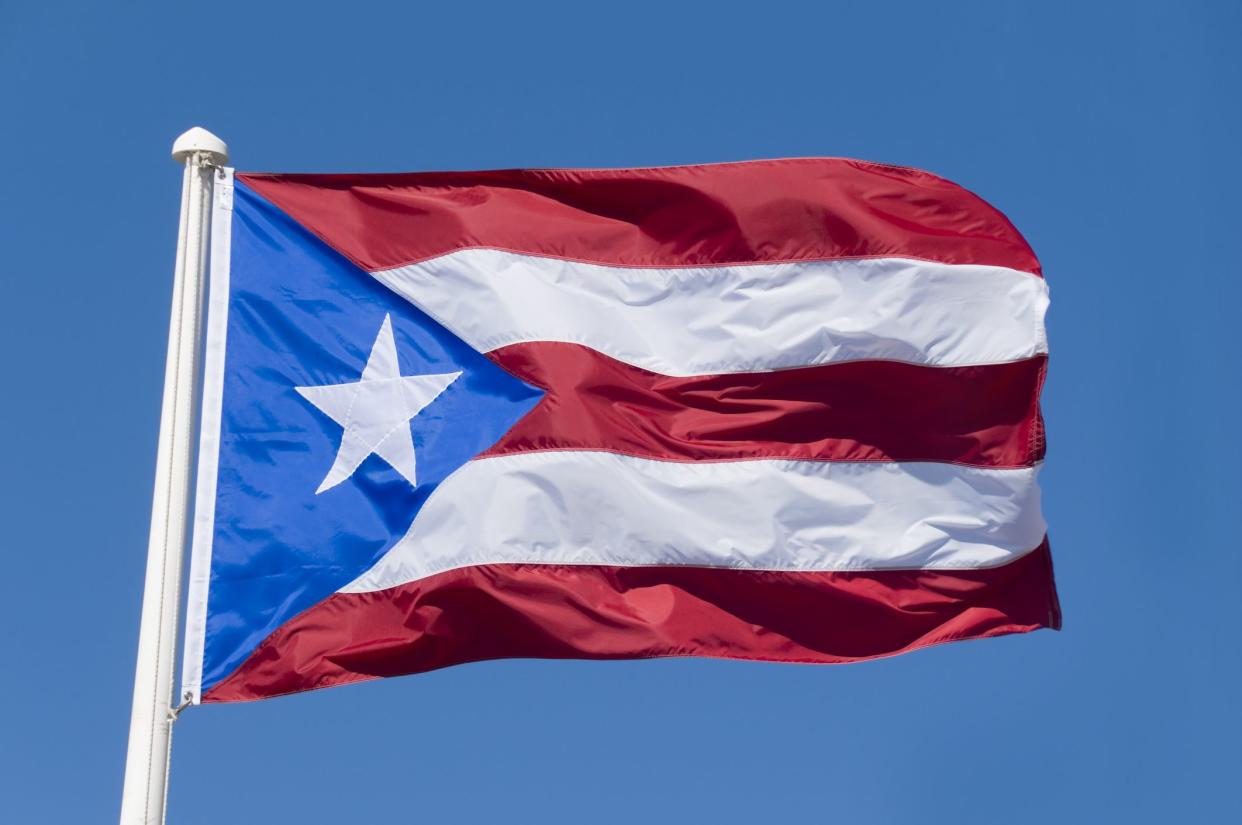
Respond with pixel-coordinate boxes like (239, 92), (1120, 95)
(295, 314), (460, 494)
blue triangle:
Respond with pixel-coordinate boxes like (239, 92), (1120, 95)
(200, 181), (542, 691)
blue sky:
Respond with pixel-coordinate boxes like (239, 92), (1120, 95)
(2, 1), (1239, 822)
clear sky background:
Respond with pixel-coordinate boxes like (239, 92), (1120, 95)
(2, 1), (1239, 822)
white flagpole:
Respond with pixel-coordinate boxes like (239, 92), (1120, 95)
(120, 128), (228, 825)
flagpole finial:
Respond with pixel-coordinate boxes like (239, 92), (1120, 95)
(172, 126), (229, 165)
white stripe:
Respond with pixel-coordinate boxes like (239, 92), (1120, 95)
(372, 250), (1049, 376)
(342, 453), (1045, 594)
(180, 168), (233, 704)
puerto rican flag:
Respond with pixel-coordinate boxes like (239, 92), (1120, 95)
(182, 158), (1059, 703)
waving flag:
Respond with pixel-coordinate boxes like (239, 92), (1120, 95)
(181, 158), (1058, 703)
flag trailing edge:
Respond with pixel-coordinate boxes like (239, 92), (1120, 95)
(183, 158), (1059, 704)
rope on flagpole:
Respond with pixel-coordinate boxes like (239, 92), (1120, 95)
(119, 128), (227, 825)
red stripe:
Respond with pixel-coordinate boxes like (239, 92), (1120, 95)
(482, 343), (1046, 467)
(204, 541), (1060, 702)
(238, 158), (1040, 274)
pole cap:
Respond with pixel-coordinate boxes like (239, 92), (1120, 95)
(172, 127), (229, 165)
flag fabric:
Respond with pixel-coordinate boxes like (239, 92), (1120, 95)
(182, 158), (1059, 704)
